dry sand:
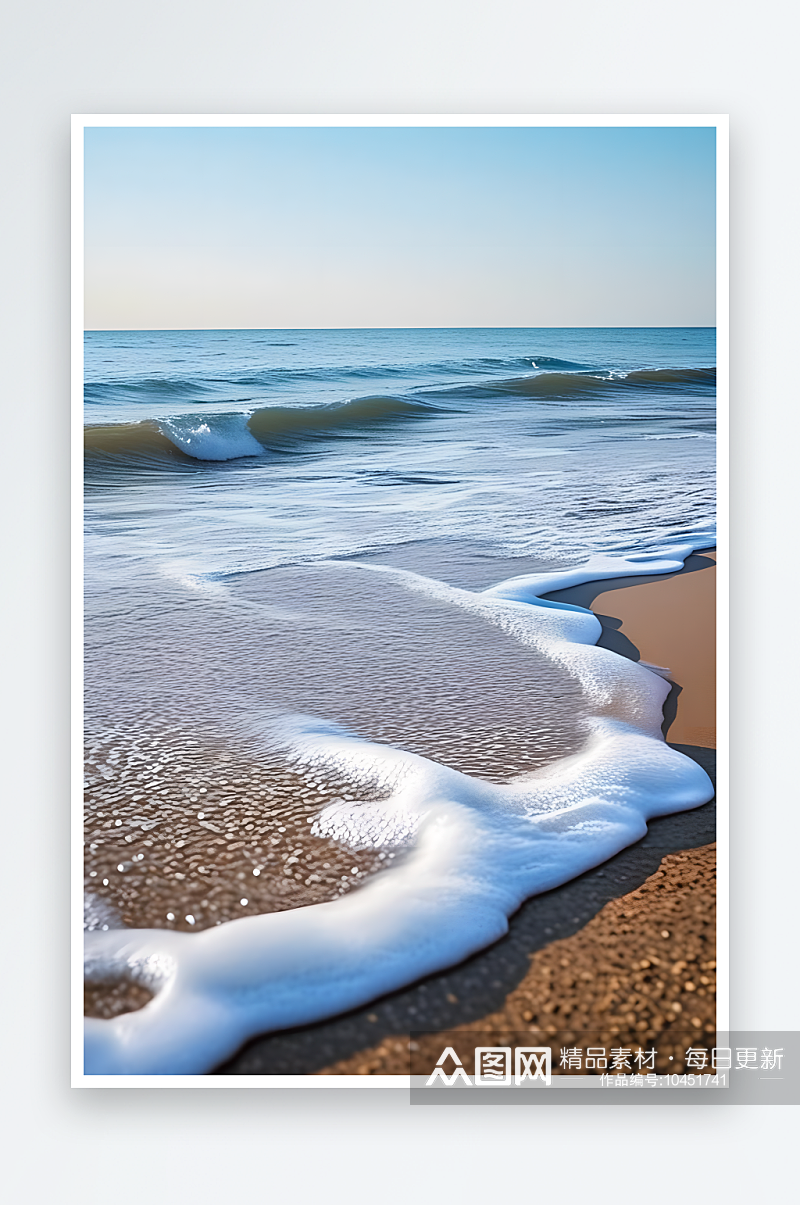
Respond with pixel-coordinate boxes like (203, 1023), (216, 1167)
(546, 548), (716, 748)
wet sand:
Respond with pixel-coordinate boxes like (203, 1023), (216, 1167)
(216, 551), (717, 1075)
(319, 844), (716, 1076)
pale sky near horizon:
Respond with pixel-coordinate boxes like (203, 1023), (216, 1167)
(84, 126), (716, 330)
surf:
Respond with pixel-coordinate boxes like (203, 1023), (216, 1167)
(84, 395), (447, 466)
(83, 547), (714, 1075)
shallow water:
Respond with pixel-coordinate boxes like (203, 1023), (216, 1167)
(84, 557), (594, 935)
(84, 328), (715, 931)
(84, 724), (392, 934)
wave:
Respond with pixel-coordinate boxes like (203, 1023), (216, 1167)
(83, 363), (473, 401)
(83, 548), (714, 1074)
(84, 378), (217, 404)
(527, 355), (595, 370)
(84, 356), (599, 403)
(159, 414), (264, 460)
(85, 395), (445, 465)
(629, 367), (715, 384)
(84, 421), (188, 462)
(642, 432), (716, 441)
(468, 366), (716, 399)
(247, 394), (441, 438)
(84, 368), (715, 469)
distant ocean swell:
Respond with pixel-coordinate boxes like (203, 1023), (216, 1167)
(440, 366), (715, 399)
(82, 354), (595, 403)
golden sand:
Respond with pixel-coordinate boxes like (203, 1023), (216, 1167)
(592, 551), (716, 747)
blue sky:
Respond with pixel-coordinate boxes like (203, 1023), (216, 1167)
(84, 125), (716, 329)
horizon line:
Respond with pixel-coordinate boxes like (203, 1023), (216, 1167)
(84, 324), (717, 334)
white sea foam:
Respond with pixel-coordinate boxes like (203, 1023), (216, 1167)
(642, 433), (715, 441)
(159, 413), (264, 460)
(84, 549), (714, 1075)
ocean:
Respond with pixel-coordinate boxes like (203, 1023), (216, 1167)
(83, 327), (716, 1073)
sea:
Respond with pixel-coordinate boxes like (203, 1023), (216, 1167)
(82, 327), (717, 1072)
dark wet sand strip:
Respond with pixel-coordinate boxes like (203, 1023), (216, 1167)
(317, 843), (716, 1075)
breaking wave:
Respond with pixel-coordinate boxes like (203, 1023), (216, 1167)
(441, 366), (716, 400)
(85, 395), (445, 465)
(85, 368), (714, 467)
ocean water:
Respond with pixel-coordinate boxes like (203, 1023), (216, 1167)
(85, 327), (715, 576)
(82, 327), (716, 1073)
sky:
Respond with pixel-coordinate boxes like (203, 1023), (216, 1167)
(83, 125), (716, 330)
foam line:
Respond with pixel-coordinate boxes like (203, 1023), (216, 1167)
(84, 550), (714, 1075)
(481, 547), (700, 602)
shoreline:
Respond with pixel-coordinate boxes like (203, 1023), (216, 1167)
(216, 550), (717, 1075)
(320, 843), (717, 1075)
(544, 548), (716, 749)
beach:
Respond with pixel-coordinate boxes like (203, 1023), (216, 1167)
(313, 845), (716, 1077)
(83, 327), (717, 1074)
(214, 549), (717, 1074)
(547, 549), (716, 749)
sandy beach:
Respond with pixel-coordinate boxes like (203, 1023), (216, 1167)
(546, 549), (716, 748)
(215, 550), (717, 1074)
